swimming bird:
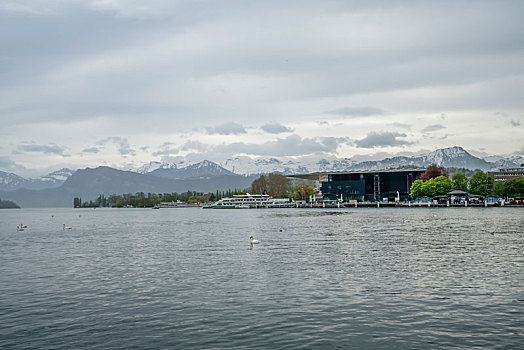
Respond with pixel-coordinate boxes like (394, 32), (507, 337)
(21, 224), (27, 229)
(250, 235), (260, 244)
(17, 225), (24, 232)
(63, 224), (73, 231)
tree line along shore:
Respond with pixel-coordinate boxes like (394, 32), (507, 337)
(409, 165), (523, 199)
(0, 199), (21, 209)
(71, 168), (524, 208)
(73, 174), (313, 208)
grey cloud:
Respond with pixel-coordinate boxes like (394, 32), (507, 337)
(421, 124), (446, 133)
(168, 134), (350, 159)
(159, 142), (175, 148)
(118, 144), (135, 156)
(152, 147), (179, 157)
(326, 107), (384, 117)
(217, 134), (350, 157)
(19, 143), (66, 155)
(152, 148), (180, 157)
(180, 141), (208, 152)
(510, 119), (521, 127)
(98, 137), (136, 156)
(205, 122), (246, 135)
(152, 141), (178, 156)
(260, 123), (293, 134)
(355, 131), (411, 148)
(151, 140), (210, 157)
(82, 147), (100, 153)
(98, 137), (119, 145)
(0, 156), (21, 171)
(389, 122), (411, 130)
(320, 137), (352, 149)
(1, 1), (524, 170)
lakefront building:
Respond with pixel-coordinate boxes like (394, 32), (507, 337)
(291, 169), (425, 202)
(488, 166), (524, 182)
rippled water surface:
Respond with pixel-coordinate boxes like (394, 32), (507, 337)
(1, 207), (523, 349)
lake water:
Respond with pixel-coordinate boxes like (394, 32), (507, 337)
(0, 207), (523, 349)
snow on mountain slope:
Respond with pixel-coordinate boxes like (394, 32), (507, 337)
(129, 147), (501, 176)
(0, 171), (28, 191)
(219, 147), (498, 174)
(0, 168), (75, 191)
(136, 161), (177, 174)
(40, 168), (74, 182)
(148, 160), (235, 179)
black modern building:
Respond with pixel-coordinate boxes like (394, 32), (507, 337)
(292, 169), (425, 202)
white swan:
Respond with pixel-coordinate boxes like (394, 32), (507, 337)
(63, 224), (73, 231)
(250, 235), (260, 244)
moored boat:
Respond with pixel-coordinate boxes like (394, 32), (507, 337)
(203, 193), (275, 209)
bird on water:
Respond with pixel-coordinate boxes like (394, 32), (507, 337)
(63, 224), (73, 230)
(250, 235), (260, 244)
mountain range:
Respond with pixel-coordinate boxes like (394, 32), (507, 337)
(219, 147), (522, 175)
(0, 168), (74, 191)
(1, 146), (522, 207)
(0, 166), (256, 207)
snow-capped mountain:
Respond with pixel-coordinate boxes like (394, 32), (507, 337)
(220, 146), (515, 174)
(220, 156), (356, 175)
(0, 168), (75, 191)
(0, 171), (28, 191)
(136, 161), (178, 174)
(148, 160), (235, 180)
(40, 168), (75, 183)
(423, 146), (492, 169)
(3, 147), (522, 194)
(347, 147), (492, 171)
(222, 157), (309, 175)
(493, 155), (524, 168)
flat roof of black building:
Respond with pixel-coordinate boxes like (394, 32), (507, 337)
(288, 168), (426, 180)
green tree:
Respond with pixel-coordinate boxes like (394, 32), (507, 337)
(433, 176), (452, 194)
(0, 199), (20, 208)
(421, 178), (438, 196)
(504, 176), (524, 198)
(73, 197), (82, 208)
(410, 180), (423, 198)
(293, 181), (315, 201)
(469, 171), (494, 196)
(451, 173), (469, 192)
(493, 181), (505, 197)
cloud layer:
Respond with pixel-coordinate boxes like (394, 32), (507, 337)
(0, 1), (523, 175)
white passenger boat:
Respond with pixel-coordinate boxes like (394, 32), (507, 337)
(203, 194), (275, 209)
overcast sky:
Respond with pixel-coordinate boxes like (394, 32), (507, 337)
(1, 0), (523, 176)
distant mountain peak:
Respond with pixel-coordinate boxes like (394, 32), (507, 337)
(136, 161), (177, 174)
(189, 160), (221, 169)
(40, 168), (74, 182)
(142, 159), (234, 180)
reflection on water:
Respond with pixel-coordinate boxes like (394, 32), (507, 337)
(0, 207), (523, 349)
